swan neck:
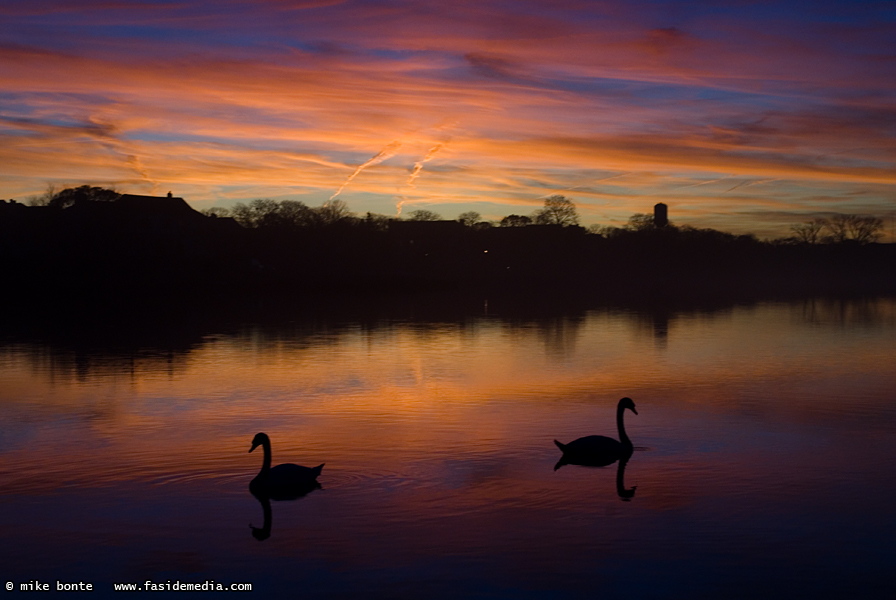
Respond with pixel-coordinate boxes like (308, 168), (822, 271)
(617, 405), (632, 447)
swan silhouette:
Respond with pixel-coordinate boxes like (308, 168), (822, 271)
(554, 397), (638, 471)
(249, 432), (323, 501)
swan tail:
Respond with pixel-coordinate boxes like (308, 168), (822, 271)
(554, 439), (567, 452)
(312, 464), (324, 478)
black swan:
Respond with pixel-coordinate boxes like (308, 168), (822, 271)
(554, 397), (637, 470)
(249, 432), (323, 500)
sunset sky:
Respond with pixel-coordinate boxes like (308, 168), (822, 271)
(1, 0), (894, 238)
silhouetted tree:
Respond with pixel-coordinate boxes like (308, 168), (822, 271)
(457, 211), (482, 226)
(825, 214), (884, 244)
(231, 199), (281, 228)
(47, 185), (120, 209)
(315, 199), (354, 226)
(277, 200), (314, 227)
(200, 207), (232, 218)
(408, 209), (441, 221)
(790, 218), (826, 244)
(500, 214), (532, 227)
(626, 213), (656, 231)
(533, 195), (579, 226)
(231, 198), (350, 229)
(850, 216), (885, 244)
(27, 184), (57, 206)
(364, 212), (392, 231)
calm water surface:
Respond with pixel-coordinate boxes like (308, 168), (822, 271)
(1, 298), (895, 598)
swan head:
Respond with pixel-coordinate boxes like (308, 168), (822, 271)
(620, 397), (637, 415)
(249, 432), (269, 453)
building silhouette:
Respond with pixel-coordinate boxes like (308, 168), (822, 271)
(654, 203), (668, 227)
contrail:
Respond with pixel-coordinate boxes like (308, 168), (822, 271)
(330, 140), (402, 201)
(678, 175), (733, 190)
(723, 179), (750, 194)
(397, 143), (446, 216)
(126, 153), (157, 193)
(535, 172), (632, 199)
(406, 143), (444, 188)
(723, 178), (778, 193)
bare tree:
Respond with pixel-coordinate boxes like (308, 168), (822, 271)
(845, 215), (884, 244)
(533, 195), (579, 226)
(457, 211), (482, 226)
(586, 223), (612, 236)
(626, 213), (655, 231)
(200, 207), (232, 218)
(364, 212), (392, 231)
(315, 199), (354, 225)
(231, 198), (346, 229)
(824, 214), (884, 244)
(27, 184), (57, 206)
(790, 218), (826, 244)
(231, 199), (280, 228)
(278, 200), (314, 226)
(408, 209), (441, 221)
(825, 215), (850, 243)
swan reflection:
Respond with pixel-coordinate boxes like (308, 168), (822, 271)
(250, 494), (272, 541)
(554, 451), (637, 501)
(615, 456), (636, 500)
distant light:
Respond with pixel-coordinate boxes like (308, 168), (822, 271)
(483, 250), (488, 253)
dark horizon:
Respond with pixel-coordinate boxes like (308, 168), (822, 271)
(3, 188), (894, 306)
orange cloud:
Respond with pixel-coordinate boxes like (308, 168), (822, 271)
(1, 2), (894, 238)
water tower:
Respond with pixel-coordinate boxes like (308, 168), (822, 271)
(654, 202), (668, 227)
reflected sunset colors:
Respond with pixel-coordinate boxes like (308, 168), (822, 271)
(3, 1), (896, 595)
(1, 298), (895, 596)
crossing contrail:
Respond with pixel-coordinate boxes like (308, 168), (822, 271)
(397, 143), (446, 216)
(330, 140), (402, 201)
(406, 143), (444, 188)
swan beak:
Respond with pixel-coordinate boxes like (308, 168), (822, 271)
(631, 406), (638, 415)
(249, 442), (259, 453)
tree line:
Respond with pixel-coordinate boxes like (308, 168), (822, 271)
(200, 194), (582, 231)
(4, 185), (894, 301)
(788, 215), (885, 245)
(19, 185), (887, 245)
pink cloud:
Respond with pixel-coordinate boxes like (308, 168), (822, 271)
(1, 1), (894, 238)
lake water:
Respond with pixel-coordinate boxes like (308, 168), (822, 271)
(1, 297), (895, 598)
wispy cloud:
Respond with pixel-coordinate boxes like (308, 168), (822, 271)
(1, 0), (894, 237)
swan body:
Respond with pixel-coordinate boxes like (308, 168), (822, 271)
(554, 397), (637, 470)
(249, 432), (323, 500)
